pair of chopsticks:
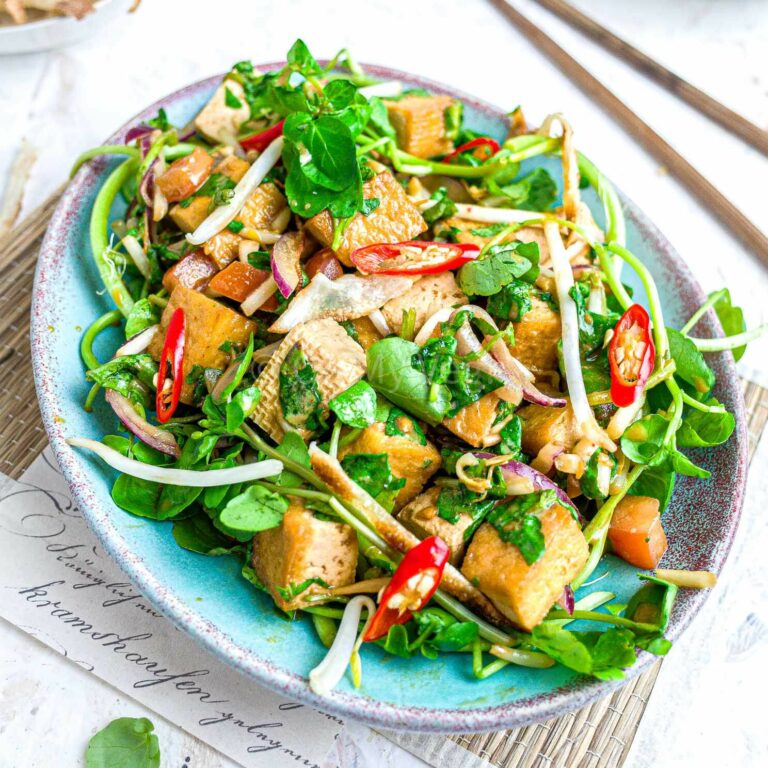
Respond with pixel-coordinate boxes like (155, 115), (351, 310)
(488, 0), (768, 268)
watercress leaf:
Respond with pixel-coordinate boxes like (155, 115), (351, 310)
(286, 38), (322, 76)
(430, 621), (479, 652)
(340, 452), (405, 512)
(486, 491), (556, 565)
(241, 562), (268, 593)
(620, 414), (669, 465)
(486, 279), (533, 322)
(496, 167), (557, 211)
(457, 242), (532, 296)
(226, 385), (261, 432)
(218, 485), (289, 541)
(669, 448), (711, 478)
(711, 289), (747, 361)
(385, 406), (427, 445)
(677, 401), (735, 447)
(328, 380), (377, 428)
(580, 448), (617, 500)
(124, 298), (159, 338)
(216, 334), (255, 404)
(628, 458), (676, 512)
(112, 475), (163, 519)
(367, 337), (451, 425)
(306, 115), (360, 191)
(625, 574), (678, 632)
(376, 623), (413, 658)
(275, 431), (311, 488)
(422, 187), (457, 227)
(85, 717), (160, 768)
(172, 512), (241, 556)
(367, 96), (396, 138)
(102, 435), (172, 466)
(529, 623), (593, 674)
(668, 328), (715, 394)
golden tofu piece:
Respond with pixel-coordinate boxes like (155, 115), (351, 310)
(338, 420), (441, 510)
(461, 503), (588, 631)
(380, 272), (467, 335)
(148, 284), (257, 405)
(194, 80), (250, 144)
(238, 182), (287, 230)
(385, 95), (455, 158)
(350, 316), (382, 351)
(252, 503), (358, 611)
(444, 392), (502, 448)
(440, 218), (548, 262)
(203, 230), (242, 269)
(215, 154), (250, 183)
(511, 296), (561, 374)
(518, 401), (577, 456)
(396, 487), (475, 566)
(169, 197), (211, 233)
(305, 171), (426, 266)
(251, 319), (366, 443)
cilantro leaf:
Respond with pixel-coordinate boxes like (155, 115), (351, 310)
(340, 452), (405, 511)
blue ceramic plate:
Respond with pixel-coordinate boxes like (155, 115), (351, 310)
(32, 64), (747, 732)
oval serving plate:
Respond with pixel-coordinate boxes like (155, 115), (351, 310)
(32, 64), (747, 732)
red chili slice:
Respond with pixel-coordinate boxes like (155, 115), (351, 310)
(350, 241), (479, 276)
(364, 536), (450, 642)
(240, 119), (285, 153)
(155, 307), (186, 423)
(609, 304), (655, 407)
(443, 137), (501, 163)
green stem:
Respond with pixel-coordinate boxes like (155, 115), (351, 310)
(70, 145), (140, 178)
(689, 325), (768, 352)
(89, 158), (140, 316)
(163, 142), (197, 161)
(356, 136), (391, 156)
(680, 390), (726, 413)
(338, 427), (363, 450)
(664, 378), (685, 444)
(257, 481), (332, 504)
(680, 289), (728, 335)
(80, 309), (122, 370)
(148, 295), (169, 309)
(576, 151), (626, 246)
(545, 610), (658, 634)
(83, 382), (101, 413)
(329, 421), (342, 458)
(136, 131), (176, 189)
(302, 606), (346, 619)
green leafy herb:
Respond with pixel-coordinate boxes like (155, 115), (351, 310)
(279, 344), (326, 432)
(217, 485), (289, 541)
(710, 289), (747, 361)
(620, 414), (669, 465)
(677, 401), (735, 447)
(668, 328), (715, 394)
(340, 452), (405, 511)
(487, 490), (557, 564)
(124, 298), (158, 338)
(172, 512), (241, 556)
(569, 282), (619, 356)
(469, 223), (508, 237)
(486, 279), (533, 321)
(227, 220), (245, 233)
(85, 717), (160, 768)
(275, 431), (311, 487)
(457, 241), (537, 296)
(147, 109), (169, 131)
(628, 459), (676, 512)
(422, 187), (458, 226)
(437, 485), (495, 538)
(385, 407), (427, 445)
(224, 86), (243, 109)
(493, 167), (557, 211)
(276, 577), (329, 603)
(580, 448), (617, 500)
(226, 385), (261, 431)
(328, 380), (377, 428)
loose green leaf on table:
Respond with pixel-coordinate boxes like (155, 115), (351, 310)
(85, 717), (160, 768)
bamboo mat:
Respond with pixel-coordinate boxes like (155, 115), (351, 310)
(1, 191), (766, 768)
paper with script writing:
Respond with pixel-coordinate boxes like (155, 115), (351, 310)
(0, 448), (342, 768)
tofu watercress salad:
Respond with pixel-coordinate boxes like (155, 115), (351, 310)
(68, 40), (763, 694)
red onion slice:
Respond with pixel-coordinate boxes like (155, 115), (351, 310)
(557, 585), (575, 615)
(105, 389), (180, 458)
(125, 124), (154, 144)
(270, 231), (304, 298)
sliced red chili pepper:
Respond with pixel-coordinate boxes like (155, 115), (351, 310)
(156, 307), (186, 423)
(239, 119), (285, 153)
(350, 241), (479, 276)
(364, 536), (450, 642)
(609, 304), (655, 407)
(443, 137), (501, 163)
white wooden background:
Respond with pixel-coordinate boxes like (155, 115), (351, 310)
(1, 1), (767, 766)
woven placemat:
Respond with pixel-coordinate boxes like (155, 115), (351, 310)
(1, 191), (766, 768)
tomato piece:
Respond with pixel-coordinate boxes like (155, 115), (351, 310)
(155, 147), (213, 203)
(364, 536), (450, 642)
(350, 241), (478, 276)
(609, 304), (655, 407)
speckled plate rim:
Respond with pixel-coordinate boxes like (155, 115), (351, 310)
(31, 63), (748, 733)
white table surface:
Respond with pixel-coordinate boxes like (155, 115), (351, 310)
(1, 1), (767, 766)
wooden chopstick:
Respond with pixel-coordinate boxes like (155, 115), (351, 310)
(488, 0), (768, 269)
(529, 0), (768, 157)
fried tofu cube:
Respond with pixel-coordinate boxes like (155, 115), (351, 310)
(148, 284), (257, 405)
(161, 250), (218, 294)
(380, 272), (467, 335)
(208, 262), (271, 303)
(215, 154), (250, 183)
(194, 80), (250, 145)
(238, 182), (287, 230)
(511, 296), (561, 374)
(385, 95), (455, 158)
(350, 316), (382, 351)
(305, 171), (427, 266)
(252, 503), (358, 611)
(169, 197), (211, 233)
(251, 319), (366, 443)
(203, 230), (242, 270)
(396, 487), (474, 566)
(443, 392), (503, 448)
(155, 147), (213, 203)
(518, 401), (577, 456)
(461, 503), (588, 631)
(338, 420), (441, 510)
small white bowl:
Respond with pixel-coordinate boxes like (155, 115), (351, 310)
(0, 0), (134, 55)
